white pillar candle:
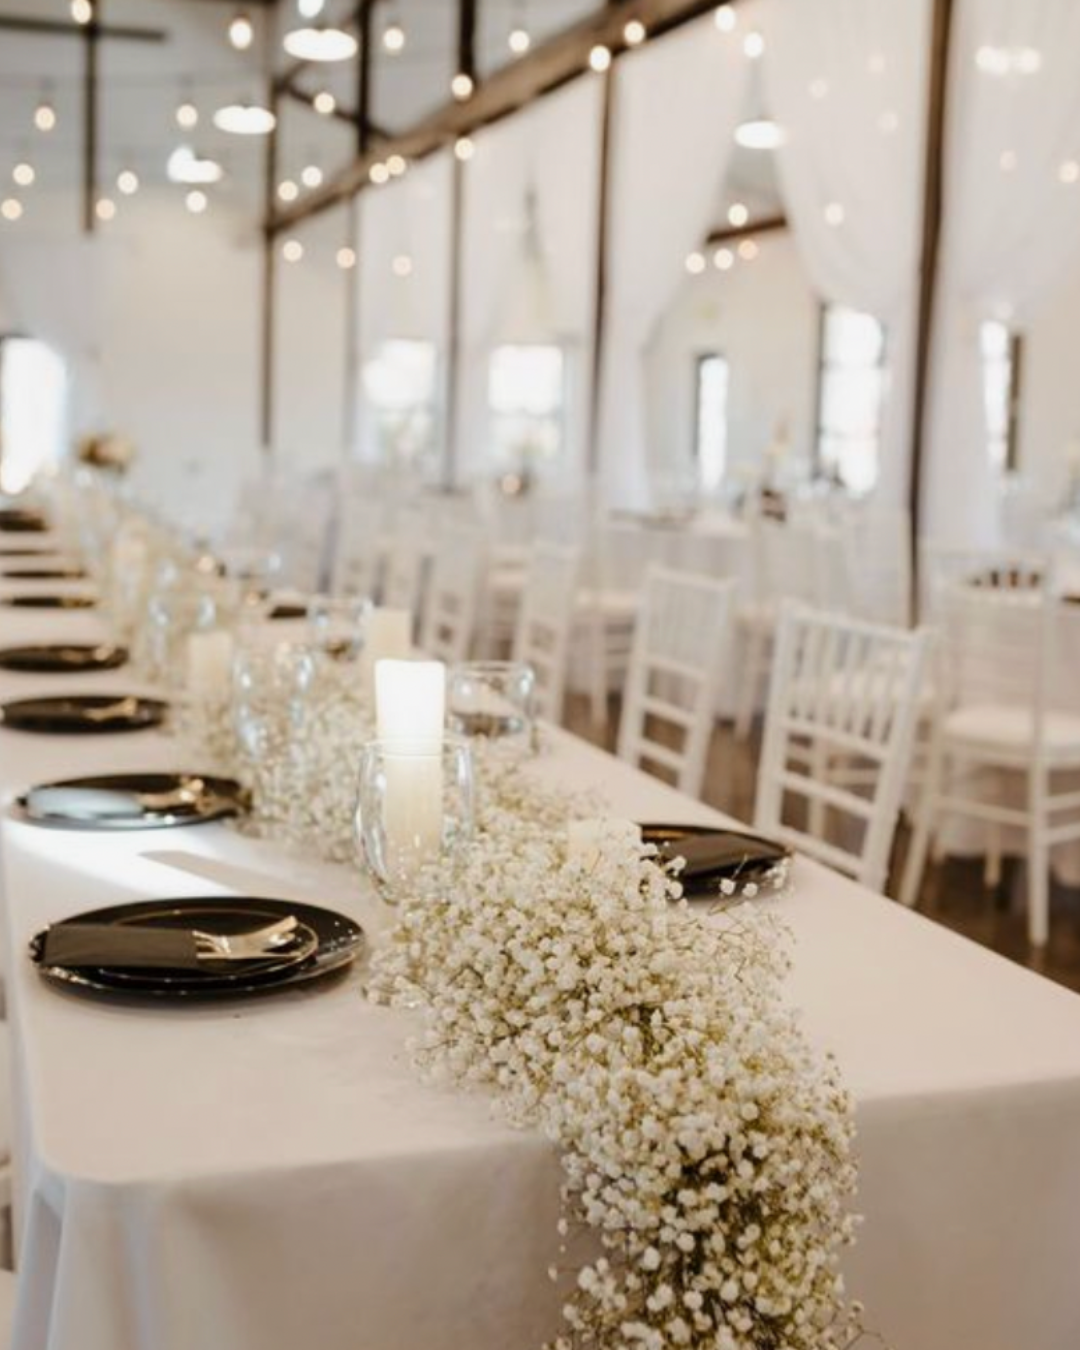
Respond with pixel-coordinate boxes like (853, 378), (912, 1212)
(362, 608), (412, 701)
(567, 817), (643, 868)
(375, 659), (447, 860)
(186, 630), (235, 698)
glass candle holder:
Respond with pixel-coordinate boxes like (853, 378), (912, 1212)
(355, 735), (474, 896)
(447, 661), (536, 752)
(231, 642), (317, 783)
(307, 594), (372, 664)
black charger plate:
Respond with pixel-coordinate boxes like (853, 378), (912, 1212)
(2, 567), (87, 580)
(0, 510), (47, 533)
(0, 643), (128, 673)
(3, 594), (97, 609)
(640, 823), (791, 897)
(30, 897), (365, 1002)
(0, 694), (168, 734)
(18, 771), (247, 828)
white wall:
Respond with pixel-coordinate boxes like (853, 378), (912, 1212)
(1017, 255), (1080, 504)
(644, 232), (820, 494)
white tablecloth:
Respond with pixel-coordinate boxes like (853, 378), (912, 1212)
(2, 554), (1080, 1350)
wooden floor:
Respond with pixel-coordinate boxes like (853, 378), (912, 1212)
(567, 697), (1080, 996)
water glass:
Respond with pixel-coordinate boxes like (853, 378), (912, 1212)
(447, 661), (536, 752)
(308, 594), (372, 664)
(231, 642), (317, 780)
(355, 736), (474, 895)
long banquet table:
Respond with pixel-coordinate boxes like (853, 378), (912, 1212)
(1, 541), (1080, 1350)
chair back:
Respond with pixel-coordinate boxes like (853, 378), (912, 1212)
(511, 543), (580, 724)
(332, 498), (384, 599)
(754, 604), (929, 892)
(383, 511), (427, 625)
(420, 524), (486, 664)
(616, 567), (736, 797)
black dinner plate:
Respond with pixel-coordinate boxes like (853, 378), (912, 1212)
(268, 602), (307, 620)
(2, 594), (97, 609)
(0, 509), (47, 533)
(2, 566), (87, 580)
(17, 771), (248, 828)
(640, 823), (792, 897)
(0, 694), (168, 734)
(0, 642), (128, 673)
(30, 897), (365, 1002)
(0, 547), (59, 558)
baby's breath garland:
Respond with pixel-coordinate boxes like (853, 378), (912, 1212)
(370, 753), (864, 1350)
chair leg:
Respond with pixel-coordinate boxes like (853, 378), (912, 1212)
(1026, 771), (1050, 948)
(899, 735), (943, 909)
(588, 619), (608, 729)
(808, 739), (828, 841)
(735, 630), (765, 741)
(984, 824), (1002, 889)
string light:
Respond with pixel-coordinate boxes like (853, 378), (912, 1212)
(12, 163), (35, 188)
(454, 136), (474, 162)
(117, 168), (139, 195)
(743, 31), (765, 59)
(386, 154), (407, 177)
(727, 202), (748, 227)
(713, 247), (734, 271)
(737, 238), (759, 261)
(34, 101), (57, 133)
(824, 201), (845, 227)
(369, 162), (390, 184)
(167, 146), (223, 184)
(282, 239), (304, 262)
(313, 90), (336, 115)
(383, 20), (406, 53)
(508, 26), (530, 54)
(1, 199), (23, 222)
(228, 10), (254, 50)
(451, 72), (474, 100)
(71, 0), (93, 24)
(185, 189), (208, 214)
(589, 45), (611, 72)
(214, 102), (276, 134)
(685, 251), (706, 275)
(1059, 159), (1080, 185)
(391, 254), (413, 278)
(95, 197), (116, 222)
(176, 100), (198, 129)
(623, 19), (646, 46)
(714, 4), (736, 33)
(301, 163), (323, 188)
(298, 0), (325, 16)
(277, 179), (299, 202)
(336, 246), (357, 270)
(283, 25), (358, 61)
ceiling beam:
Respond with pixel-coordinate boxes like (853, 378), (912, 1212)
(0, 13), (165, 40)
(705, 214), (787, 246)
(268, 0), (734, 235)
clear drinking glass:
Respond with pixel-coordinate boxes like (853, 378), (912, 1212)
(307, 594), (372, 663)
(217, 545), (283, 607)
(446, 661), (536, 752)
(231, 642), (317, 782)
(355, 735), (475, 896)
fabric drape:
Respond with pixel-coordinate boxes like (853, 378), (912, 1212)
(759, 0), (931, 507)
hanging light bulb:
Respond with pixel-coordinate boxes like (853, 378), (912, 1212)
(454, 136), (474, 162)
(71, 0), (93, 24)
(313, 90), (336, 116)
(301, 163), (323, 188)
(386, 154), (407, 177)
(167, 146), (224, 185)
(713, 247), (735, 271)
(1, 198), (24, 222)
(213, 101), (276, 135)
(369, 162), (390, 185)
(737, 238), (759, 261)
(391, 254), (413, 278)
(589, 45), (612, 72)
(623, 19), (647, 46)
(298, 0), (325, 17)
(714, 4), (737, 32)
(336, 246), (357, 270)
(451, 72), (474, 100)
(277, 179), (299, 203)
(508, 26), (530, 54)
(95, 196), (116, 222)
(283, 23), (358, 61)
(383, 18), (406, 53)
(228, 10), (254, 50)
(282, 239), (304, 262)
(185, 189), (208, 214)
(685, 251), (706, 275)
(12, 162), (35, 188)
(727, 202), (749, 227)
(117, 168), (139, 195)
(34, 99), (57, 133)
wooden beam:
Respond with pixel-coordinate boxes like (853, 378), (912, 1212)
(909, 0), (956, 553)
(0, 13), (165, 39)
(586, 63), (616, 479)
(82, 7), (100, 235)
(342, 1), (373, 460)
(444, 155), (465, 490)
(259, 80), (281, 454)
(458, 0), (478, 84)
(269, 0), (729, 235)
(705, 214), (787, 246)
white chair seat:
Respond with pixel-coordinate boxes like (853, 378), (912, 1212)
(736, 599), (774, 631)
(943, 703), (1080, 765)
(486, 567), (526, 599)
(577, 587), (638, 620)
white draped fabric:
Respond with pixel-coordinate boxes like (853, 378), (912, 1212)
(454, 78), (602, 488)
(924, 0), (1080, 544)
(595, 18), (750, 509)
(356, 154), (454, 465)
(759, 0), (931, 507)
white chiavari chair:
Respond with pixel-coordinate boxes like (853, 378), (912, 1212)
(331, 498), (385, 600)
(616, 567), (736, 798)
(511, 543), (581, 725)
(754, 604), (930, 894)
(899, 564), (1080, 946)
(382, 512), (427, 632)
(420, 524), (486, 665)
(580, 520), (654, 727)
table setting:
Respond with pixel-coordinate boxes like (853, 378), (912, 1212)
(1, 481), (1080, 1350)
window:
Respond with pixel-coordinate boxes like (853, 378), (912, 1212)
(362, 339), (438, 468)
(980, 320), (1021, 471)
(815, 305), (886, 494)
(693, 353), (729, 491)
(0, 337), (66, 494)
(487, 344), (565, 472)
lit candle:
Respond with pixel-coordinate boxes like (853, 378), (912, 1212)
(567, 817), (643, 868)
(362, 608), (412, 700)
(186, 630), (235, 698)
(375, 659), (447, 860)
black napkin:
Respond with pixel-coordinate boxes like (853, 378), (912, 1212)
(648, 829), (787, 881)
(39, 923), (203, 970)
